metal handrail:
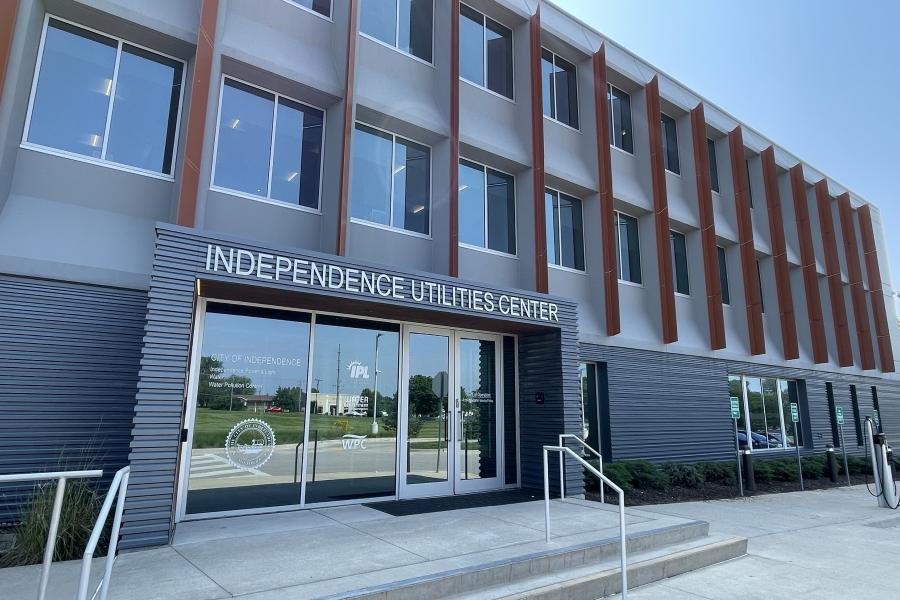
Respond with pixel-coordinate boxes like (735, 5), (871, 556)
(543, 445), (627, 599)
(558, 433), (604, 503)
(76, 466), (130, 600)
(0, 469), (104, 600)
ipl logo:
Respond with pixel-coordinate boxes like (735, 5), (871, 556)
(341, 434), (368, 450)
(347, 361), (369, 379)
(224, 419), (276, 470)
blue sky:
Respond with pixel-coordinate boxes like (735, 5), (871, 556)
(555, 0), (900, 315)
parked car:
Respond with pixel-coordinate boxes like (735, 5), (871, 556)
(265, 406), (284, 413)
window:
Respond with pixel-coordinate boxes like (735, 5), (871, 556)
(459, 4), (513, 99)
(826, 382), (840, 447)
(541, 49), (578, 129)
(459, 159), (516, 254)
(757, 260), (765, 313)
(351, 123), (431, 235)
(545, 189), (584, 270)
(607, 84), (633, 153)
(671, 231), (689, 295)
(872, 386), (882, 433)
(729, 374), (802, 451)
(285, 0), (331, 17)
(360, 0), (433, 63)
(661, 113), (679, 174)
(615, 211), (641, 284)
(718, 246), (730, 305)
(850, 384), (863, 446)
(24, 17), (184, 176)
(707, 138), (719, 192)
(212, 78), (324, 209)
(746, 159), (753, 208)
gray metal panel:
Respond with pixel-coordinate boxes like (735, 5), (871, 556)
(0, 274), (146, 520)
(579, 342), (900, 463)
(122, 223), (581, 549)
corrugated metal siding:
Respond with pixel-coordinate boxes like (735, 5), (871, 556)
(0, 275), (146, 521)
(121, 224), (581, 549)
(580, 343), (900, 462)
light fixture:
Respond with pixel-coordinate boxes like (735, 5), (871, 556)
(286, 171), (299, 182)
(101, 78), (113, 96)
(458, 184), (468, 192)
(88, 134), (102, 148)
(393, 164), (406, 175)
(228, 118), (240, 129)
(412, 205), (425, 214)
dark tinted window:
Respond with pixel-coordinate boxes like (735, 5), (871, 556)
(757, 259), (765, 313)
(459, 5), (513, 99)
(545, 189), (584, 270)
(671, 231), (689, 295)
(542, 49), (578, 128)
(288, 0), (331, 17)
(485, 17), (513, 98)
(27, 19), (183, 174)
(707, 138), (720, 192)
(746, 159), (754, 207)
(362, 0), (432, 62)
(616, 212), (641, 284)
(213, 79), (324, 209)
(608, 84), (633, 153)
(718, 246), (730, 304)
(460, 160), (516, 254)
(661, 114), (679, 174)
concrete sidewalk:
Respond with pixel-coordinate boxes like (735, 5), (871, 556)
(629, 485), (900, 599)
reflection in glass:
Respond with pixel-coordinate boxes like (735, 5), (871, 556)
(459, 160), (486, 247)
(105, 45), (182, 173)
(745, 377), (766, 449)
(305, 316), (400, 503)
(398, 0), (433, 62)
(616, 212), (642, 284)
(779, 379), (798, 448)
(486, 169), (516, 254)
(458, 338), (497, 480)
(459, 4), (485, 86)
(541, 49), (555, 118)
(406, 333), (450, 486)
(187, 304), (310, 514)
(485, 18), (513, 99)
(213, 80), (274, 196)
(546, 190), (584, 270)
(359, 0), (396, 47)
(661, 114), (679, 174)
(671, 231), (689, 295)
(608, 84), (633, 153)
(270, 97), (324, 208)
(708, 138), (720, 192)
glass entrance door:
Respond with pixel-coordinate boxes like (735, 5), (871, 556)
(400, 327), (503, 498)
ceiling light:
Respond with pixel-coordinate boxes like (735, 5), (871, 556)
(393, 164), (406, 175)
(412, 205), (425, 214)
(459, 184), (468, 192)
(88, 134), (102, 148)
(101, 78), (113, 96)
(286, 171), (299, 182)
(228, 118), (240, 129)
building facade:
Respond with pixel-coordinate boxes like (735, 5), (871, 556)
(0, 0), (898, 550)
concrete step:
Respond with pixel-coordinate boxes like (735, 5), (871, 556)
(454, 534), (748, 600)
(329, 519), (715, 600)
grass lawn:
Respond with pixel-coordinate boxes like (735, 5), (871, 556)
(192, 408), (395, 448)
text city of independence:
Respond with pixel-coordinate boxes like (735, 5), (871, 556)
(205, 244), (560, 323)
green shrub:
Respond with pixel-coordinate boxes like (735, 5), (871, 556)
(629, 460), (670, 490)
(801, 455), (825, 479)
(697, 461), (736, 486)
(838, 455), (869, 476)
(768, 458), (799, 482)
(0, 480), (104, 567)
(661, 463), (703, 488)
(601, 461), (634, 494)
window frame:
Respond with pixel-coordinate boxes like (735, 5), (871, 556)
(607, 83), (633, 155)
(349, 120), (433, 239)
(717, 245), (730, 305)
(458, 157), (518, 257)
(209, 75), (327, 214)
(545, 187), (586, 273)
(670, 229), (690, 296)
(615, 210), (643, 286)
(21, 14), (187, 181)
(281, 0), (333, 20)
(541, 47), (580, 131)
(458, 2), (514, 102)
(660, 112), (680, 175)
(731, 373), (802, 452)
(358, 0), (436, 67)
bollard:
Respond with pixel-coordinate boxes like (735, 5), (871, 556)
(742, 450), (756, 492)
(825, 444), (838, 483)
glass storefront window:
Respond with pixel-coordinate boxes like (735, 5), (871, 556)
(187, 304), (311, 514)
(458, 338), (497, 480)
(304, 316), (400, 503)
(730, 373), (801, 451)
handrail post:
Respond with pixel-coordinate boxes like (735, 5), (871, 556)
(558, 434), (565, 499)
(37, 477), (67, 600)
(618, 483), (628, 597)
(99, 470), (129, 600)
(543, 447), (551, 543)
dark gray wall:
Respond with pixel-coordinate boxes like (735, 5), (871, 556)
(121, 224), (580, 549)
(0, 274), (146, 520)
(580, 343), (900, 463)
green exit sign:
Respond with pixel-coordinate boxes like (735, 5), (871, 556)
(730, 396), (741, 419)
(790, 402), (799, 423)
(836, 406), (844, 425)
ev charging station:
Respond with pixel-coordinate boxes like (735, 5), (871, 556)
(864, 417), (899, 510)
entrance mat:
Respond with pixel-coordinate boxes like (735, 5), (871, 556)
(364, 489), (541, 517)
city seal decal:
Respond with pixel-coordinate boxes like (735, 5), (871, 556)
(225, 418), (276, 471)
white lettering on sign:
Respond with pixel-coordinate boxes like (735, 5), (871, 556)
(205, 244), (561, 323)
(341, 434), (368, 450)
